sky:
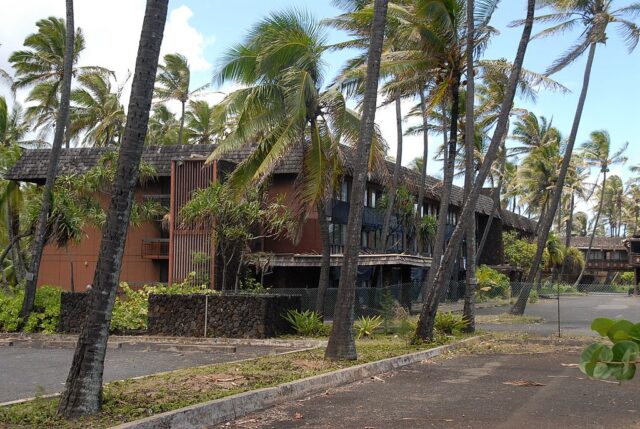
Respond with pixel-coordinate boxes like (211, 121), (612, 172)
(0, 0), (638, 191)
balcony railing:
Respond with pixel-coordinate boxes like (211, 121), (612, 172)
(585, 258), (630, 271)
(142, 238), (169, 259)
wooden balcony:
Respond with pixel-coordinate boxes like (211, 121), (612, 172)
(142, 238), (169, 260)
(585, 258), (630, 271)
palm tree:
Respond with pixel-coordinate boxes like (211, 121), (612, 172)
(184, 100), (226, 144)
(154, 53), (207, 145)
(9, 16), (107, 147)
(20, 1), (75, 324)
(512, 0), (640, 315)
(145, 105), (180, 145)
(573, 131), (627, 285)
(326, 0), (388, 360)
(70, 71), (126, 146)
(58, 0), (169, 416)
(603, 175), (624, 237)
(416, 0), (538, 341)
(624, 183), (640, 236)
(210, 9), (385, 319)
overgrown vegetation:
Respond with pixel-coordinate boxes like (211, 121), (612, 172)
(354, 315), (383, 339)
(475, 265), (510, 301)
(283, 309), (328, 337)
(0, 285), (61, 333)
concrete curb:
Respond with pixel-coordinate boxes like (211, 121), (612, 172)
(110, 336), (482, 429)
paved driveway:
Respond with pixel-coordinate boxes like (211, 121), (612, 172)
(216, 347), (640, 429)
(0, 344), (288, 403)
(477, 294), (640, 335)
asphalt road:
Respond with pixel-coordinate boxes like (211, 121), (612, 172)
(216, 350), (640, 429)
(477, 294), (640, 335)
(0, 344), (286, 403)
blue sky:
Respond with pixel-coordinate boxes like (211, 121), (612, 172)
(1, 0), (638, 191)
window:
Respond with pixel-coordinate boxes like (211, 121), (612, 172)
(330, 223), (346, 245)
(339, 180), (349, 202)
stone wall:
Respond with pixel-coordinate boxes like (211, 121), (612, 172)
(148, 294), (301, 338)
(58, 292), (90, 333)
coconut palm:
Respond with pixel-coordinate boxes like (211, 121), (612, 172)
(512, 0), (640, 316)
(9, 16), (107, 147)
(624, 183), (640, 235)
(154, 53), (208, 145)
(603, 175), (624, 236)
(58, 0), (169, 416)
(145, 105), (180, 145)
(70, 71), (126, 146)
(211, 9), (388, 321)
(417, 0), (537, 340)
(184, 100), (227, 145)
(20, 1), (76, 324)
(573, 130), (627, 286)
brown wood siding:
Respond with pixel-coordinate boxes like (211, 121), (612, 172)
(168, 159), (216, 285)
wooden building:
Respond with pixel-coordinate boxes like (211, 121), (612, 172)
(6, 145), (536, 291)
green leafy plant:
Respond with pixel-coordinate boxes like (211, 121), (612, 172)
(283, 309), (327, 337)
(110, 283), (148, 333)
(476, 265), (510, 301)
(0, 286), (61, 333)
(379, 287), (395, 334)
(528, 289), (539, 304)
(354, 315), (383, 339)
(580, 318), (640, 381)
(434, 311), (469, 335)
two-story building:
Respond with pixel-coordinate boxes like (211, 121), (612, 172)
(6, 144), (536, 291)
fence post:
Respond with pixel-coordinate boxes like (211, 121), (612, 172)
(557, 281), (561, 338)
(204, 294), (208, 338)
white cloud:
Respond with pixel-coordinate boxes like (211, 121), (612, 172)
(161, 5), (213, 72)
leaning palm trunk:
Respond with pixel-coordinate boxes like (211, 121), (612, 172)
(417, 72), (461, 340)
(476, 141), (506, 261)
(511, 42), (597, 315)
(416, 0), (537, 341)
(415, 89), (429, 254)
(178, 99), (185, 145)
(7, 198), (26, 283)
(315, 199), (331, 316)
(325, 0), (388, 361)
(20, 0), (74, 324)
(573, 170), (606, 286)
(380, 96), (403, 252)
(58, 0), (168, 416)
(462, 0), (476, 333)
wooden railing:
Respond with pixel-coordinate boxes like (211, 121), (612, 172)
(142, 238), (169, 259)
(585, 258), (630, 271)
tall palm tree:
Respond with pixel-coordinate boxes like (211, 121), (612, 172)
(9, 16), (106, 147)
(326, 0), (389, 360)
(58, 0), (169, 416)
(603, 175), (624, 236)
(210, 10), (385, 318)
(512, 0), (640, 315)
(145, 104), (180, 145)
(20, 1), (75, 324)
(70, 71), (126, 146)
(154, 53), (207, 145)
(624, 183), (640, 236)
(573, 130), (627, 285)
(416, 0), (537, 341)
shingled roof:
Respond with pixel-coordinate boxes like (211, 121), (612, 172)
(6, 144), (536, 233)
(561, 236), (627, 251)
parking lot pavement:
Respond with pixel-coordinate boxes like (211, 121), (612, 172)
(476, 294), (640, 335)
(215, 348), (640, 429)
(0, 343), (291, 403)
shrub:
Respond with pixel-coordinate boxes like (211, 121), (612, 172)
(528, 289), (539, 304)
(616, 272), (635, 286)
(379, 287), (395, 334)
(476, 265), (510, 300)
(110, 284), (148, 332)
(540, 282), (578, 295)
(354, 315), (383, 339)
(283, 309), (327, 337)
(434, 311), (469, 335)
(0, 286), (62, 333)
(504, 231), (537, 272)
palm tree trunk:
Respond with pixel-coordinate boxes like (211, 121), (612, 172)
(415, 90), (429, 253)
(477, 141), (506, 262)
(57, 0), (168, 417)
(565, 193), (574, 248)
(380, 96), (403, 252)
(325, 0), (388, 361)
(65, 246), (75, 292)
(462, 0), (476, 333)
(316, 199), (331, 316)
(7, 197), (26, 283)
(416, 70), (461, 340)
(415, 0), (537, 340)
(511, 42), (597, 316)
(574, 170), (607, 286)
(20, 0), (75, 324)
(178, 100), (185, 145)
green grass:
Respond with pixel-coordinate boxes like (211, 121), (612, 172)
(0, 336), (465, 429)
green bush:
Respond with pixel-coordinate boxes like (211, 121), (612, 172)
(354, 315), (383, 339)
(476, 265), (510, 301)
(283, 309), (327, 337)
(528, 289), (539, 303)
(434, 311), (469, 335)
(110, 284), (148, 332)
(540, 282), (578, 295)
(0, 286), (62, 333)
(616, 272), (635, 286)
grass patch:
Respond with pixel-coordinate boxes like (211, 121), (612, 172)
(0, 335), (466, 429)
(476, 313), (544, 325)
